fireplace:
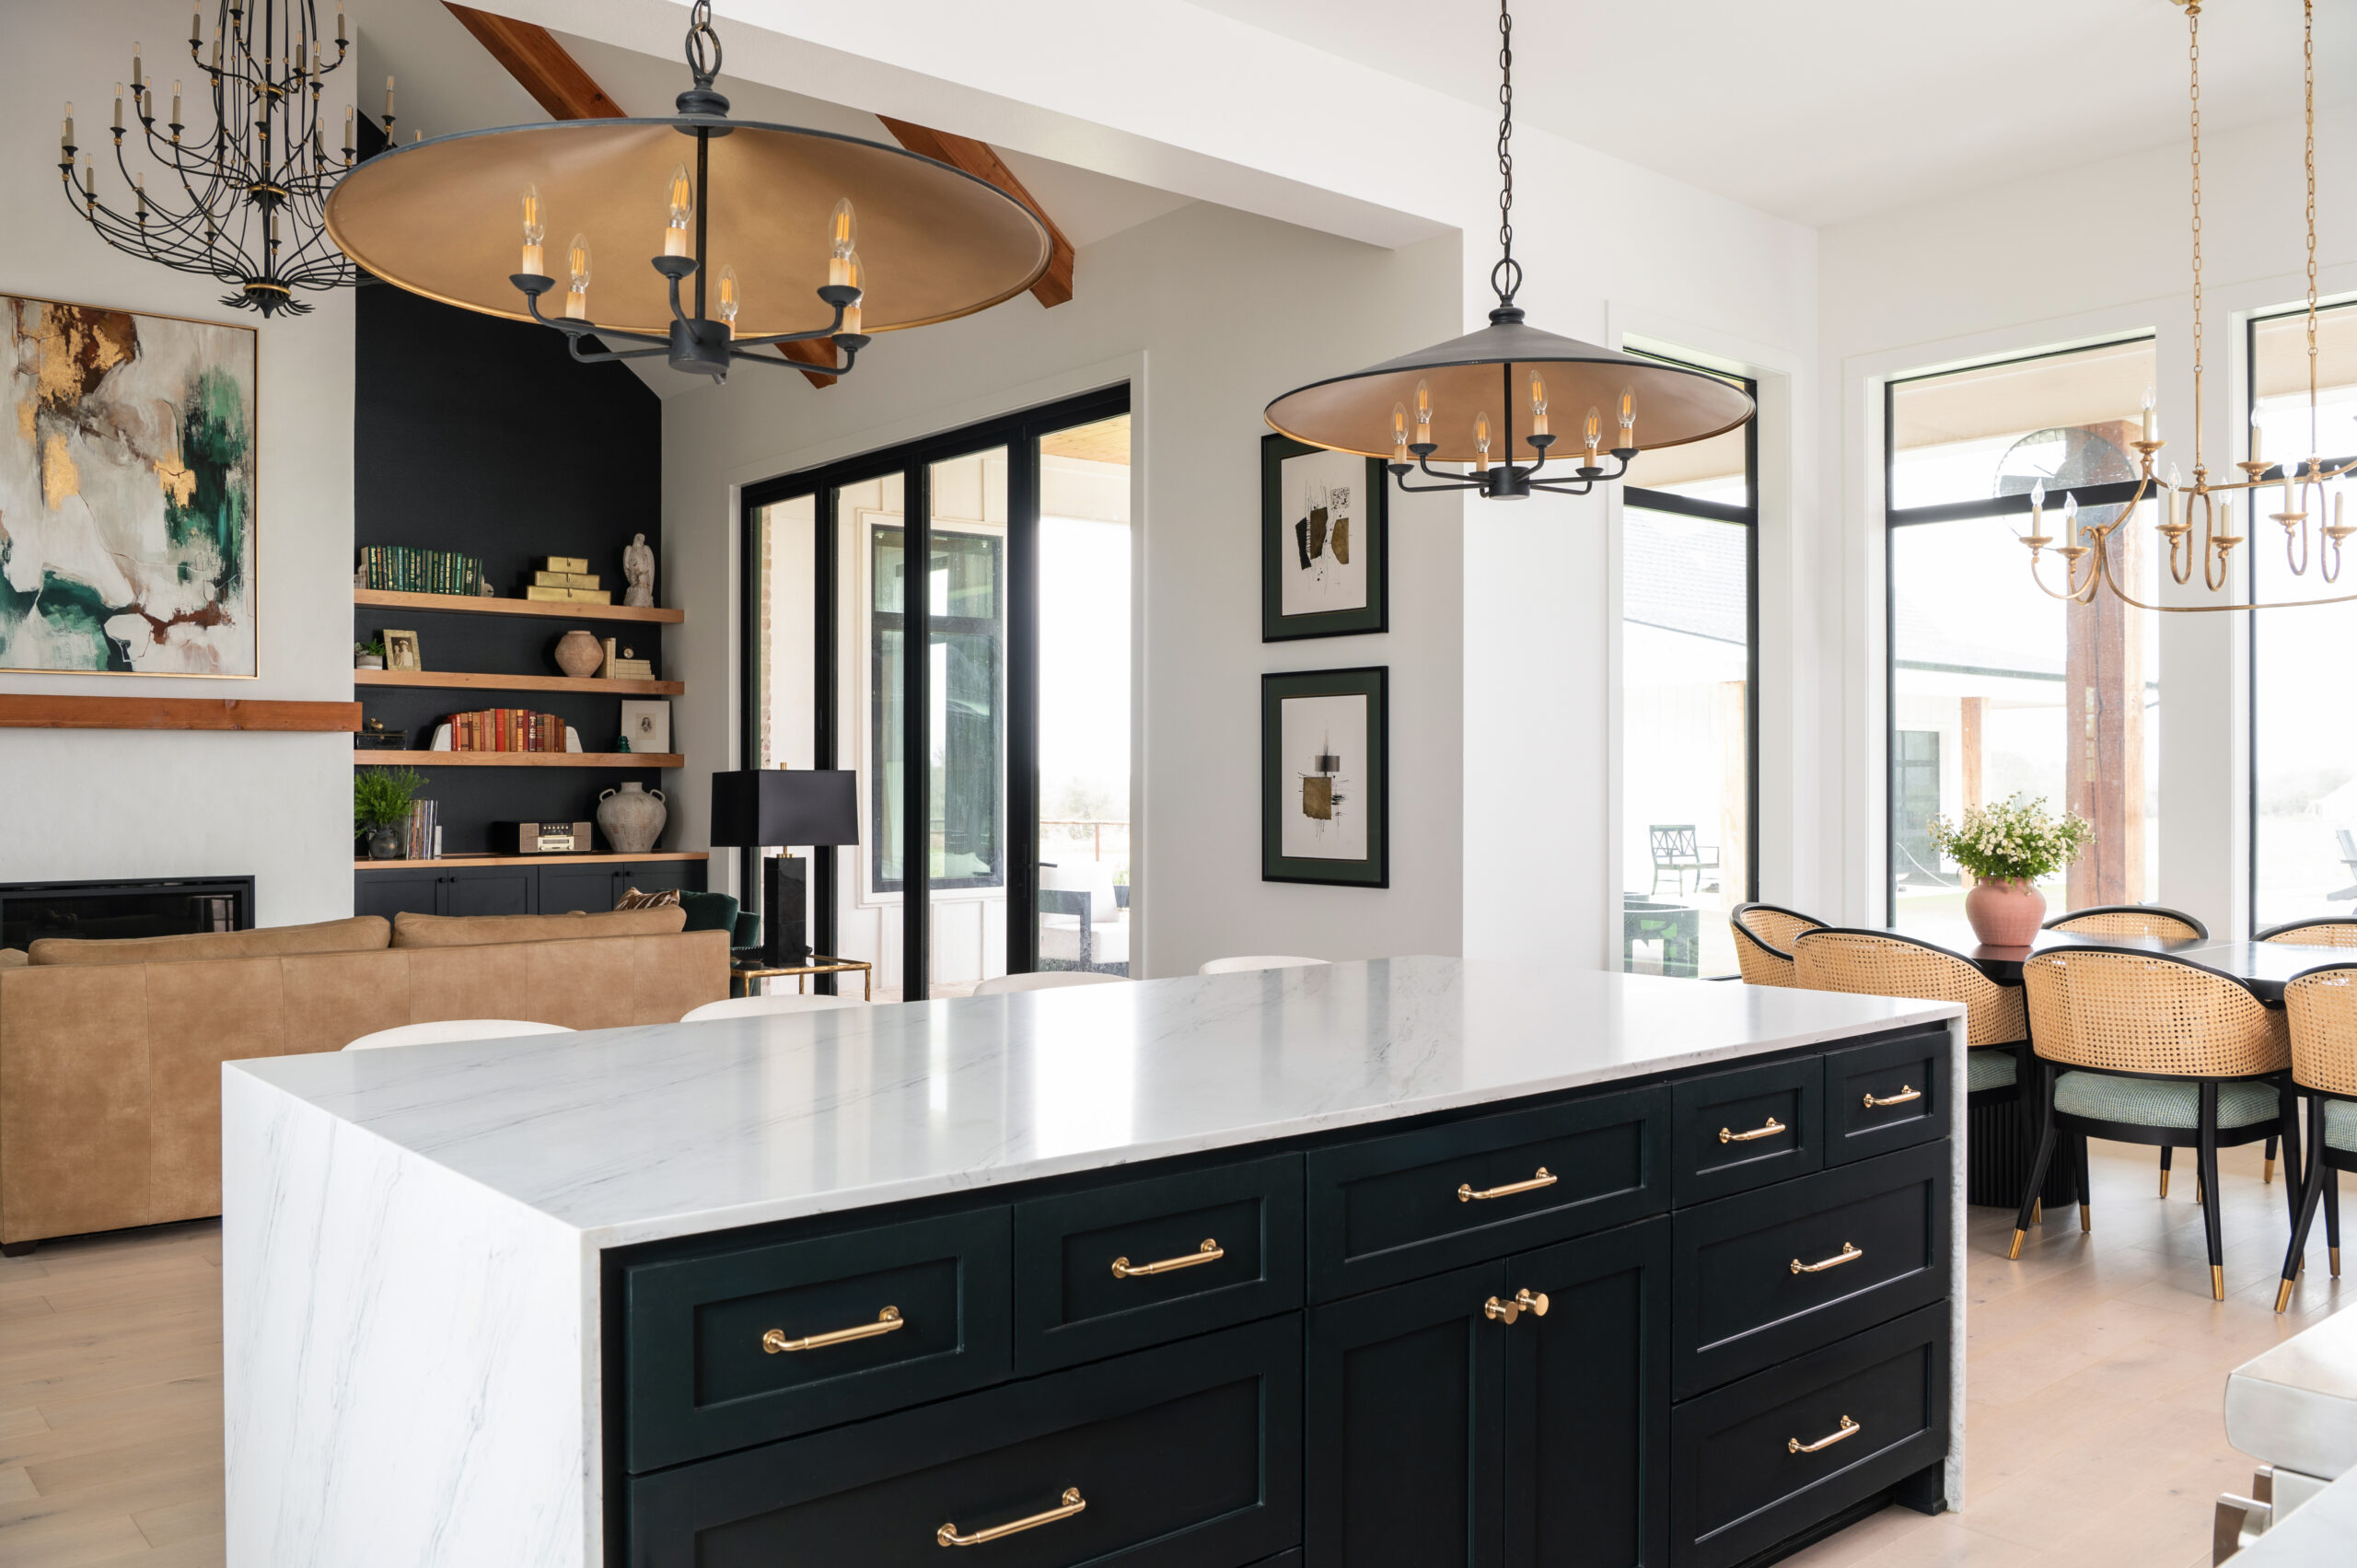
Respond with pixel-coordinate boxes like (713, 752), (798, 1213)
(0, 877), (255, 953)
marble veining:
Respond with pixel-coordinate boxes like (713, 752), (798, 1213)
(227, 958), (1961, 1249)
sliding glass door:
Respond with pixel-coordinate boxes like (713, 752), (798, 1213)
(746, 387), (1131, 999)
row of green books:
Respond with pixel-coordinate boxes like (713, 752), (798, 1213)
(359, 546), (486, 597)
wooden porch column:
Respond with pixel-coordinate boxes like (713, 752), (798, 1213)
(2064, 421), (2147, 908)
(1959, 697), (1985, 814)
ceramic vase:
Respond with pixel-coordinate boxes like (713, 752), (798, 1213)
(554, 628), (603, 679)
(366, 825), (402, 860)
(1964, 877), (2046, 947)
(598, 782), (667, 854)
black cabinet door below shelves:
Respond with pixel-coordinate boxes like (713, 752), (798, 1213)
(540, 863), (620, 914)
(354, 868), (443, 921)
(444, 864), (536, 917)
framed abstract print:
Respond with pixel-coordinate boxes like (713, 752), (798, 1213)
(1261, 433), (1387, 641)
(0, 294), (259, 675)
(1261, 665), (1388, 888)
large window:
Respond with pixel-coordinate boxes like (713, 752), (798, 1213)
(1886, 339), (2162, 935)
(1620, 356), (1756, 979)
(2250, 299), (2357, 929)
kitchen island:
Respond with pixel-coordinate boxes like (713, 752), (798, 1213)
(221, 958), (1967, 1567)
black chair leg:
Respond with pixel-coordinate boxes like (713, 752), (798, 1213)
(2279, 1085), (2306, 1231)
(2327, 1167), (2343, 1279)
(2199, 1084), (2226, 1301)
(2158, 1145), (2173, 1198)
(2070, 1132), (2093, 1232)
(2266, 1132), (2280, 1184)
(2278, 1121), (2330, 1312)
(2011, 1069), (2059, 1260)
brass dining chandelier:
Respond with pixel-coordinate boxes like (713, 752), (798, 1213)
(1262, 0), (1754, 500)
(58, 1), (363, 316)
(322, 1), (1051, 383)
(2022, 0), (2352, 611)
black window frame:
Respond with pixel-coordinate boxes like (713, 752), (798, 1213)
(739, 383), (1131, 999)
(1620, 354), (1762, 932)
(1881, 334), (2160, 924)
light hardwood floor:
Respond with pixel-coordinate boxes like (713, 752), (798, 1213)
(0, 1140), (2343, 1567)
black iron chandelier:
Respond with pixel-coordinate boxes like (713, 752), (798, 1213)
(59, 1), (363, 317)
(1265, 1), (1755, 499)
(323, 1), (1051, 384)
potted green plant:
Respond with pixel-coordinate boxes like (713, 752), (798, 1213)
(1926, 795), (2094, 946)
(354, 767), (425, 860)
(354, 637), (386, 670)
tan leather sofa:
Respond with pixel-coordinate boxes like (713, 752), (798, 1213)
(0, 911), (728, 1250)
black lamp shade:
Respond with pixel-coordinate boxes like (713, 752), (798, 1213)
(709, 770), (860, 848)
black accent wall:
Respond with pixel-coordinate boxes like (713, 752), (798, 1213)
(353, 284), (668, 854)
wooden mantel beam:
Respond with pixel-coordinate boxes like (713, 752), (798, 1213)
(442, 4), (624, 121)
(877, 117), (1075, 308)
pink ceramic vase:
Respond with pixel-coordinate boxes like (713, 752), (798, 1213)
(1964, 877), (2047, 947)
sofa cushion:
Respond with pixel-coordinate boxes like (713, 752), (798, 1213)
(390, 907), (688, 948)
(0, 947), (27, 969)
(26, 915), (391, 967)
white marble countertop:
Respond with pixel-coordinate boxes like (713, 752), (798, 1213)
(226, 958), (1961, 1249)
(2227, 1302), (2357, 1481)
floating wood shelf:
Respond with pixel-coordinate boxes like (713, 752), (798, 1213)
(354, 851), (709, 869)
(355, 588), (682, 624)
(0, 694), (359, 732)
(353, 750), (682, 768)
(354, 668), (683, 696)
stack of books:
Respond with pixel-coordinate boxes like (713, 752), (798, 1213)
(526, 555), (611, 604)
(448, 709), (568, 752)
(360, 547), (485, 596)
(404, 799), (442, 860)
(602, 637), (655, 679)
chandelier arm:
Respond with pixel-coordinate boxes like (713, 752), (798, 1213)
(515, 286), (673, 350)
(563, 338), (677, 366)
(1385, 462), (1483, 494)
(1528, 478), (1597, 496)
(727, 307), (853, 350)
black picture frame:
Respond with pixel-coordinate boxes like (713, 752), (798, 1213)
(1261, 434), (1388, 642)
(1260, 666), (1388, 888)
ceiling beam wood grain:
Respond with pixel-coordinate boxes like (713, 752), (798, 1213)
(442, 4), (625, 121)
(877, 117), (1075, 308)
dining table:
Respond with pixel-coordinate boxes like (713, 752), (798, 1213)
(1860, 925), (2357, 1210)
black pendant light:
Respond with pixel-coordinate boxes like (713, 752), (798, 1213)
(1264, 1), (1755, 499)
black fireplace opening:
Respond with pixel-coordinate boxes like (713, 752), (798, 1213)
(0, 877), (256, 953)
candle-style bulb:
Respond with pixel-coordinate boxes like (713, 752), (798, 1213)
(1391, 402), (1410, 459)
(1413, 377), (1434, 433)
(132, 41), (143, 93)
(826, 197), (857, 286)
(113, 85), (123, 132)
(518, 183), (545, 276)
(664, 162), (692, 257)
(1474, 411), (1492, 462)
(2250, 408), (2267, 465)
(1583, 406), (1602, 460)
(62, 102), (73, 149)
(2141, 383), (2157, 443)
(1528, 371), (1549, 439)
(2167, 463), (2181, 490)
(716, 263), (740, 331)
(171, 80), (181, 128)
(1617, 386), (1636, 448)
(565, 233), (591, 319)
(2030, 477), (2046, 517)
(839, 253), (865, 336)
(2062, 493), (2080, 535)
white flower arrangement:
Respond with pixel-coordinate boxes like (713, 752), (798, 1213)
(1925, 795), (2092, 885)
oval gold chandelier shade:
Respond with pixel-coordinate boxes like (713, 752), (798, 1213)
(1265, 319), (1756, 465)
(323, 117), (1053, 341)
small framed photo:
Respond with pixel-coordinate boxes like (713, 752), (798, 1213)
(381, 629), (422, 670)
(1262, 434), (1387, 642)
(1261, 666), (1387, 888)
(620, 698), (671, 756)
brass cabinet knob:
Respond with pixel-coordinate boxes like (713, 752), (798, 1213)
(1483, 1288), (1549, 1324)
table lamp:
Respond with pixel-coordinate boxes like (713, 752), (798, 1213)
(708, 769), (859, 966)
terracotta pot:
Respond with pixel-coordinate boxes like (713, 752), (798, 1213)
(598, 782), (667, 854)
(554, 628), (603, 679)
(1965, 877), (2047, 947)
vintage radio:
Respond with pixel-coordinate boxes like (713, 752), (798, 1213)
(493, 820), (594, 854)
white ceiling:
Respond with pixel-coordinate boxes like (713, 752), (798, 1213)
(1184, 0), (2352, 227)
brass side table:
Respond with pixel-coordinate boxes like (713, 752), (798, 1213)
(729, 956), (874, 1001)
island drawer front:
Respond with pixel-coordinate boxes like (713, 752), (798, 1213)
(1670, 1142), (1950, 1400)
(1670, 1058), (1824, 1205)
(627, 1316), (1303, 1568)
(621, 1207), (1012, 1473)
(1306, 1086), (1671, 1301)
(1823, 1027), (1952, 1167)
(1668, 1303), (1950, 1568)
(1013, 1154), (1303, 1373)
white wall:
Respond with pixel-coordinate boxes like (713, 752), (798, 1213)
(1818, 100), (2357, 937)
(0, 1), (354, 925)
(665, 203), (1466, 978)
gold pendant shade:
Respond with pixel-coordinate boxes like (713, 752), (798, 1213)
(1264, 319), (1756, 465)
(323, 119), (1052, 340)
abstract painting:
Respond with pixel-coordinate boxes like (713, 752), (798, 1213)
(0, 295), (258, 675)
(1261, 434), (1386, 641)
(1261, 666), (1388, 887)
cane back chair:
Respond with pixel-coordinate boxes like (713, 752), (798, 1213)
(2043, 904), (2210, 942)
(2273, 965), (2357, 1311)
(1792, 927), (2029, 1110)
(1730, 902), (1828, 990)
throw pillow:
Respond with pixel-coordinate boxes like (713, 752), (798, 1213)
(616, 887), (683, 912)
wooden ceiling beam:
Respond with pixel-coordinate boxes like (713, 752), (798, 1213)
(877, 117), (1075, 308)
(442, 4), (624, 121)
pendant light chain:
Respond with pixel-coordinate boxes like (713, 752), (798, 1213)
(2188, 1), (2204, 468)
(686, 0), (722, 90)
(1492, 0), (1520, 308)
(2305, 0), (2318, 456)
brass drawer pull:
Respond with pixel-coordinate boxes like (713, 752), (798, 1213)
(1721, 1116), (1786, 1144)
(1863, 1085), (1921, 1109)
(762, 1306), (902, 1354)
(1458, 1167), (1557, 1202)
(1112, 1238), (1224, 1278)
(1791, 1242), (1864, 1275)
(938, 1486), (1086, 1547)
(1483, 1288), (1550, 1324)
(1788, 1415), (1860, 1454)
